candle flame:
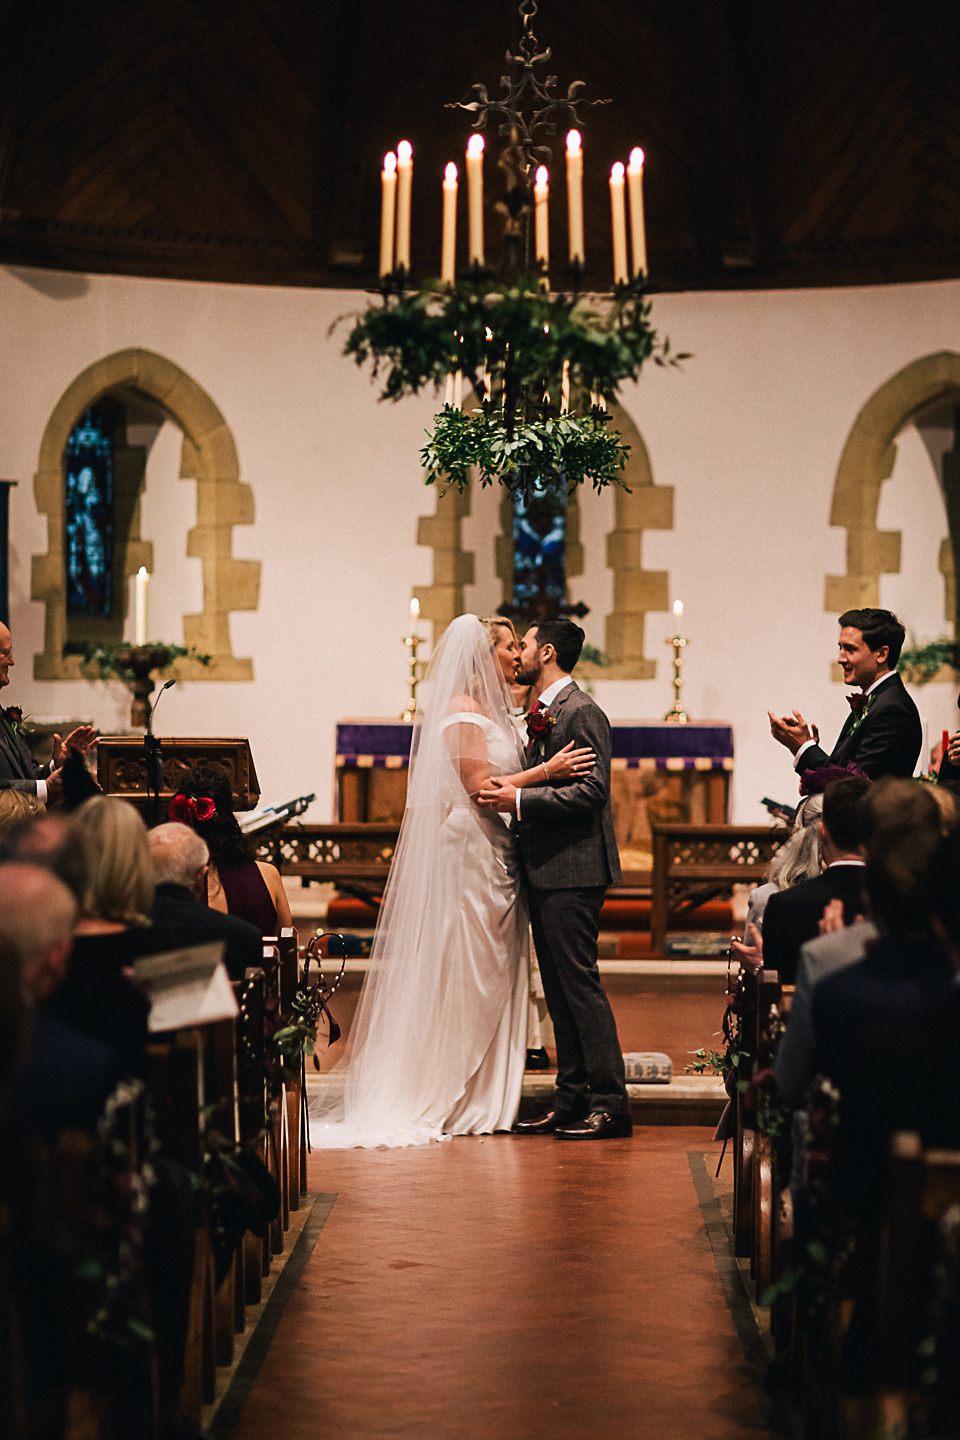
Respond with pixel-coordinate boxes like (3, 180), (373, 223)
(535, 164), (549, 188)
(566, 129), (582, 155)
(444, 161), (458, 183)
(673, 599), (683, 617)
(397, 139), (412, 164)
(467, 134), (485, 158)
(628, 147), (645, 172)
(484, 327), (493, 340)
(138, 566), (148, 579)
(611, 161), (625, 182)
(410, 597), (420, 618)
(383, 151), (397, 175)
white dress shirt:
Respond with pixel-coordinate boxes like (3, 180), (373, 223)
(516, 674), (574, 819)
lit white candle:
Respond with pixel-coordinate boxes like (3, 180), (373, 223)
(561, 358), (570, 414)
(444, 373), (454, 406)
(673, 599), (683, 626)
(466, 134), (485, 266)
(134, 566), (149, 646)
(534, 164), (549, 272)
(609, 161), (628, 284)
(379, 150), (397, 276)
(627, 147), (648, 277)
(566, 130), (584, 266)
(395, 140), (413, 272)
(441, 162), (458, 283)
(410, 596), (420, 635)
(453, 370), (463, 409)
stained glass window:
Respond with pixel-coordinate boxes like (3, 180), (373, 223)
(512, 478), (567, 621)
(65, 408), (113, 618)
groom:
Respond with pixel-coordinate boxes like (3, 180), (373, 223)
(479, 618), (631, 1139)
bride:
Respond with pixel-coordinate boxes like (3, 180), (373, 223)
(309, 613), (593, 1148)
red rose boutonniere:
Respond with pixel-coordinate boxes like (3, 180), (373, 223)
(845, 691), (875, 738)
(4, 705), (23, 735)
(525, 708), (556, 756)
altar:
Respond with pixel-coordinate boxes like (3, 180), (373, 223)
(335, 719), (733, 883)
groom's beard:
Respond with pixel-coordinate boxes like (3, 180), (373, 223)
(515, 661), (541, 688)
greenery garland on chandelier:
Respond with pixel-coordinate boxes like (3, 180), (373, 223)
(337, 1), (688, 503)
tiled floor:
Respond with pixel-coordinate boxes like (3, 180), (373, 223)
(229, 1130), (771, 1440)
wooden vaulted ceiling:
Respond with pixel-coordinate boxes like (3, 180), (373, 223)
(0, 0), (959, 293)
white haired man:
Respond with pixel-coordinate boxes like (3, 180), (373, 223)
(148, 822), (263, 979)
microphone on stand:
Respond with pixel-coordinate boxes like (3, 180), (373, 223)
(145, 679), (175, 826)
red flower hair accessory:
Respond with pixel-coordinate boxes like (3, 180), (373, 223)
(169, 794), (216, 823)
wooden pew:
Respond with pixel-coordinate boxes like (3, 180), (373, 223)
(875, 1132), (960, 1433)
(650, 824), (789, 953)
(733, 970), (759, 1258)
(278, 927), (302, 1216)
(233, 968), (267, 1304)
(261, 939), (286, 1259)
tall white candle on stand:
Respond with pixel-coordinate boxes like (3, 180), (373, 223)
(379, 150), (397, 276)
(566, 130), (584, 266)
(609, 161), (628, 283)
(134, 566), (149, 646)
(395, 140), (413, 271)
(627, 147), (648, 277)
(409, 596), (420, 636)
(466, 134), (485, 265)
(673, 598), (683, 631)
(534, 164), (549, 271)
(441, 162), (458, 282)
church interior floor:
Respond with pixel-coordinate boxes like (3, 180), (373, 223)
(221, 1131), (772, 1440)
(316, 974), (728, 1077)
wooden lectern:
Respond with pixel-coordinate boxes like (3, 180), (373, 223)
(97, 737), (260, 816)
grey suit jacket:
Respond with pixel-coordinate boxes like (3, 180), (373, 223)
(774, 918), (876, 1106)
(518, 681), (621, 891)
(0, 710), (47, 794)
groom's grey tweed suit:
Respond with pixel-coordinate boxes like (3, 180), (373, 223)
(518, 681), (628, 1117)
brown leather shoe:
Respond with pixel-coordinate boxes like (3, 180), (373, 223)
(511, 1108), (583, 1135)
(555, 1111), (633, 1140)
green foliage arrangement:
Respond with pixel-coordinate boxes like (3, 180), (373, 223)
(898, 638), (960, 684)
(341, 273), (685, 407)
(421, 404), (630, 496)
(62, 640), (212, 681)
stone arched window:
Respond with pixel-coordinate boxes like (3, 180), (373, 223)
(414, 396), (674, 678)
(32, 348), (260, 681)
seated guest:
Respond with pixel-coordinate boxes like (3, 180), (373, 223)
(0, 810), (88, 902)
(171, 763), (293, 935)
(0, 788), (43, 837)
(812, 803), (951, 1223)
(148, 821), (263, 979)
(44, 796), (170, 1076)
(760, 776), (871, 983)
(743, 793), (824, 938)
(775, 777), (940, 1107)
(0, 863), (121, 1140)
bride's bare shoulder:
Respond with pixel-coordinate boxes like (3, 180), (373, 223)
(446, 694), (483, 716)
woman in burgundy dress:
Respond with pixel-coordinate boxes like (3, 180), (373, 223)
(170, 764), (293, 936)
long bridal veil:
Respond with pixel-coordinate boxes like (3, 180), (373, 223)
(309, 614), (526, 1148)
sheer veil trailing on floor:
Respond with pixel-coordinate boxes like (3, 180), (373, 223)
(309, 614), (529, 1148)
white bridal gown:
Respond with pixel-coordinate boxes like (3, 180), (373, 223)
(309, 617), (528, 1148)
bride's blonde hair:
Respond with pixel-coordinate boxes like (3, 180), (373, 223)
(478, 615), (519, 648)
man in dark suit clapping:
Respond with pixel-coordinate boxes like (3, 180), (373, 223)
(479, 618), (630, 1140)
(768, 608), (921, 782)
(0, 622), (98, 801)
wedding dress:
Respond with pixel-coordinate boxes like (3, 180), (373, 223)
(309, 614), (528, 1147)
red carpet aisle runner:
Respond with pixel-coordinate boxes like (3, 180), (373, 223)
(227, 1131), (771, 1440)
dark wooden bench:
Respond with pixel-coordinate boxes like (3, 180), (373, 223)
(650, 823), (790, 953)
(255, 822), (400, 908)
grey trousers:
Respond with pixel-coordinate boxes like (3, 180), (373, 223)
(527, 884), (629, 1117)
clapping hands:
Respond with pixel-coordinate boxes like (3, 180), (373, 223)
(768, 709), (819, 755)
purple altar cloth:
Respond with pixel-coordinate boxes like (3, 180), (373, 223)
(336, 720), (733, 771)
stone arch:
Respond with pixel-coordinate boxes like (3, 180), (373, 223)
(825, 351), (960, 656)
(32, 347), (260, 680)
(414, 396), (674, 676)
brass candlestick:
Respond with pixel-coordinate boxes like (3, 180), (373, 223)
(401, 631), (421, 723)
(664, 627), (689, 724)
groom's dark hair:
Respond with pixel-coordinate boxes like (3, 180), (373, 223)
(838, 607), (905, 666)
(534, 618), (585, 674)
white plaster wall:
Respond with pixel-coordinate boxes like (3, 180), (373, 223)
(2, 262), (959, 821)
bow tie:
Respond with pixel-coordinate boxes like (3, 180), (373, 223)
(847, 693), (868, 712)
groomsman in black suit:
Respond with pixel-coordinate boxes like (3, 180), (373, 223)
(0, 621), (98, 800)
(768, 608), (921, 781)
